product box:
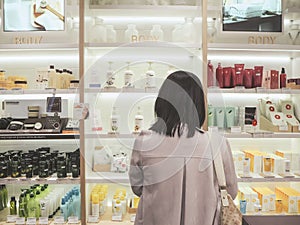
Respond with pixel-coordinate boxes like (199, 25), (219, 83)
(239, 187), (258, 212)
(270, 155), (285, 175)
(225, 107), (235, 128)
(216, 107), (225, 129)
(280, 100), (294, 115)
(259, 115), (292, 132)
(275, 187), (300, 213)
(207, 106), (215, 127)
(93, 146), (112, 172)
(232, 151), (245, 173)
(276, 150), (300, 172)
(243, 150), (264, 173)
(252, 187), (271, 212)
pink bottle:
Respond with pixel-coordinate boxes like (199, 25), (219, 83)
(223, 67), (232, 88)
(207, 60), (214, 87)
(280, 67), (287, 88)
(243, 69), (253, 88)
(216, 63), (224, 88)
(234, 64), (244, 86)
(253, 66), (263, 88)
(270, 70), (279, 89)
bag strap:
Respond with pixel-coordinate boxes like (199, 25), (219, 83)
(208, 132), (230, 207)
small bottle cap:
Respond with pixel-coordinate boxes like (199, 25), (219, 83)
(281, 68), (285, 74)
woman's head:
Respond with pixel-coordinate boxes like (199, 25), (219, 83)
(150, 70), (206, 137)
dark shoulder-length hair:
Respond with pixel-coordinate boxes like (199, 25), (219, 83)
(149, 70), (206, 138)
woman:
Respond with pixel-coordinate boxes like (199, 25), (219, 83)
(129, 70), (237, 225)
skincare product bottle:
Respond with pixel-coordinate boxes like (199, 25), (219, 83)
(89, 17), (107, 43)
(110, 107), (119, 133)
(270, 70), (279, 89)
(150, 25), (164, 41)
(106, 62), (115, 88)
(280, 67), (287, 88)
(9, 196), (17, 215)
(27, 193), (37, 218)
(207, 60), (214, 87)
(60, 198), (68, 221)
(253, 66), (263, 88)
(182, 17), (195, 43)
(216, 63), (223, 88)
(243, 69), (253, 89)
(48, 65), (57, 89)
(145, 62), (156, 88)
(92, 194), (99, 216)
(124, 62), (134, 87)
(125, 24), (139, 43)
(134, 107), (144, 133)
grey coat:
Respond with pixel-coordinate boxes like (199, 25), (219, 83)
(129, 130), (238, 225)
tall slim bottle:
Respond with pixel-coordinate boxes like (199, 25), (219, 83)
(280, 67), (287, 88)
(9, 196), (17, 215)
(216, 63), (224, 88)
(27, 193), (37, 218)
(19, 193), (27, 217)
(48, 65), (57, 89)
(207, 60), (215, 87)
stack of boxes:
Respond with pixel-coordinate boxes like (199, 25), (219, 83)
(275, 187), (300, 213)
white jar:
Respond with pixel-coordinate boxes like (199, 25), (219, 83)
(183, 17), (195, 43)
(110, 107), (119, 133)
(106, 25), (117, 43)
(172, 24), (184, 42)
(89, 17), (107, 43)
(145, 70), (156, 88)
(134, 107), (144, 133)
(150, 25), (164, 41)
(124, 70), (134, 87)
(124, 24), (139, 43)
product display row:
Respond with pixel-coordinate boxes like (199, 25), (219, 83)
(0, 148), (80, 179)
(207, 61), (291, 90)
(88, 17), (196, 43)
(89, 0), (197, 6)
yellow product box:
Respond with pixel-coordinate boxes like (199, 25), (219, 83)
(263, 187), (276, 211)
(232, 151), (245, 173)
(275, 187), (300, 213)
(270, 154), (285, 174)
(252, 187), (270, 212)
(243, 150), (263, 173)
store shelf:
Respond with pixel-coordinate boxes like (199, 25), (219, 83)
(0, 176), (80, 185)
(0, 89), (79, 96)
(86, 172), (129, 184)
(208, 43), (300, 52)
(85, 42), (202, 49)
(243, 214), (300, 225)
(88, 5), (201, 17)
(224, 131), (300, 139)
(237, 174), (300, 182)
(208, 87), (300, 95)
(0, 133), (79, 140)
(85, 88), (158, 94)
(85, 133), (138, 139)
(0, 44), (78, 51)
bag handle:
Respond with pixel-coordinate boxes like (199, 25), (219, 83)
(208, 132), (230, 207)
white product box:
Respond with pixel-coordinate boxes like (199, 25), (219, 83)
(253, 155), (262, 174)
(216, 107), (225, 128)
(265, 104), (277, 120)
(269, 112), (287, 126)
(233, 151), (244, 173)
(284, 114), (300, 126)
(271, 156), (285, 174)
(280, 100), (294, 115)
(288, 196), (298, 213)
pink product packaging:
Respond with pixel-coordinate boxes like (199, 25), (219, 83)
(253, 66), (263, 88)
(207, 60), (215, 87)
(223, 67), (232, 88)
(234, 64), (245, 86)
(216, 63), (224, 88)
(243, 69), (253, 88)
(231, 68), (237, 87)
(270, 70), (279, 89)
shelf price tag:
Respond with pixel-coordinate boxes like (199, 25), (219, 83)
(54, 216), (65, 224)
(231, 126), (242, 133)
(279, 125), (288, 131)
(87, 215), (99, 223)
(68, 216), (79, 224)
(7, 215), (17, 223)
(38, 217), (49, 225)
(26, 217), (36, 225)
(111, 215), (122, 222)
(15, 217), (26, 225)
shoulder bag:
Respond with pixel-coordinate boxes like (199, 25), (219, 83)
(213, 145), (242, 225)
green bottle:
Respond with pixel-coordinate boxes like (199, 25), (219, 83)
(27, 193), (36, 218)
(3, 185), (8, 208)
(9, 196), (17, 215)
(0, 186), (3, 210)
(35, 191), (41, 218)
(19, 193), (26, 217)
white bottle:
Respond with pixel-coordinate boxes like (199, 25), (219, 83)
(125, 24), (139, 43)
(145, 63), (156, 88)
(172, 24), (184, 42)
(124, 63), (134, 87)
(91, 194), (100, 216)
(106, 25), (117, 43)
(48, 65), (57, 89)
(134, 107), (144, 133)
(89, 17), (107, 43)
(183, 17), (195, 43)
(119, 196), (127, 215)
(150, 25), (164, 41)
(110, 107), (120, 133)
(112, 200), (122, 217)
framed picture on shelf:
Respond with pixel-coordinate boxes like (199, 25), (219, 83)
(222, 0), (283, 33)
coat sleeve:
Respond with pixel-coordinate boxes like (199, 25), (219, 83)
(221, 138), (238, 199)
(129, 137), (144, 197)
